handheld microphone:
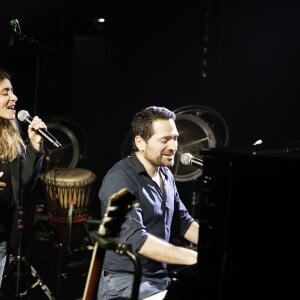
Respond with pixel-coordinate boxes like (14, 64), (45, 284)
(180, 152), (203, 168)
(17, 110), (62, 148)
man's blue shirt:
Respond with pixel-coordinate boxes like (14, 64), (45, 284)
(99, 152), (194, 277)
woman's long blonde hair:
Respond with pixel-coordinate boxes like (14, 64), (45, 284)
(0, 69), (26, 163)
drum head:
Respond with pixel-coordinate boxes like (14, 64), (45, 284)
(40, 167), (96, 224)
(41, 168), (96, 186)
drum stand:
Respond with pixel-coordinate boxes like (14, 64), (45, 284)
(54, 202), (93, 299)
(55, 202), (75, 298)
(1, 205), (55, 299)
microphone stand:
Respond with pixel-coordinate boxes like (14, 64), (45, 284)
(12, 31), (45, 115)
(1, 189), (55, 299)
(1, 205), (30, 298)
(8, 19), (56, 115)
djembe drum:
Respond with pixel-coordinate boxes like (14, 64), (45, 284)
(40, 167), (96, 247)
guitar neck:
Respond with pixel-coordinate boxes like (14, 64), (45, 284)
(82, 241), (104, 300)
(82, 188), (136, 300)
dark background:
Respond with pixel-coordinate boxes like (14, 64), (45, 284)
(1, 0), (300, 211)
(0, 0), (300, 211)
(0, 0), (300, 216)
(1, 1), (300, 299)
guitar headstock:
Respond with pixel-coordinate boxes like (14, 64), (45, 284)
(99, 187), (137, 237)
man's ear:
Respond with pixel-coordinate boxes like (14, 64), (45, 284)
(135, 135), (145, 151)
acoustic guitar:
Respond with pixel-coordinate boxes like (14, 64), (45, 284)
(82, 188), (136, 300)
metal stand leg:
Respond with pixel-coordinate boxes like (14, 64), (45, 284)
(2, 255), (55, 299)
(1, 204), (55, 299)
(54, 200), (93, 298)
(55, 243), (67, 298)
(1, 255), (30, 298)
(55, 201), (74, 297)
(30, 265), (55, 299)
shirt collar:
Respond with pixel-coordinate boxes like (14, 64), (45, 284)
(129, 151), (169, 180)
(130, 151), (147, 175)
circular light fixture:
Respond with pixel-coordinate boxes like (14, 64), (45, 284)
(170, 105), (229, 182)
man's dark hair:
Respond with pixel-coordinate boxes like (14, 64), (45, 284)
(131, 106), (176, 151)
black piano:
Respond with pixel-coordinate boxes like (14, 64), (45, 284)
(167, 146), (300, 299)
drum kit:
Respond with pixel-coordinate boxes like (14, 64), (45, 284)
(32, 117), (97, 299)
(32, 116), (97, 250)
(38, 167), (97, 298)
(39, 167), (97, 248)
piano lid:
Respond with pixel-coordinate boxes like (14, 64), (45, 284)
(251, 139), (300, 158)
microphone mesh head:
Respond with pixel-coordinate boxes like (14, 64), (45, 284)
(17, 110), (30, 122)
(180, 153), (193, 165)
